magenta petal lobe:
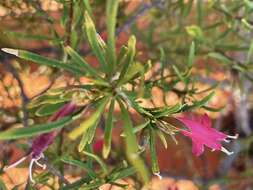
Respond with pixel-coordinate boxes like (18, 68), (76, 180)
(177, 113), (237, 156)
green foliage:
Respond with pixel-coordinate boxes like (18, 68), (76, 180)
(103, 99), (115, 159)
(0, 116), (74, 140)
(1, 0), (252, 189)
(69, 97), (109, 140)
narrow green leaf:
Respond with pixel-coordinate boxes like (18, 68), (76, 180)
(193, 92), (215, 108)
(61, 157), (96, 179)
(78, 118), (98, 152)
(65, 46), (108, 85)
(188, 41), (195, 67)
(117, 45), (128, 65)
(68, 97), (109, 140)
(4, 30), (61, 42)
(61, 3), (68, 26)
(208, 52), (232, 65)
(35, 103), (65, 117)
(118, 99), (149, 183)
(197, 0), (203, 26)
(82, 0), (93, 18)
(1, 48), (84, 76)
(195, 82), (219, 94)
(153, 103), (182, 118)
(85, 144), (93, 170)
(103, 100), (115, 158)
(117, 36), (136, 85)
(28, 95), (70, 109)
(119, 62), (144, 85)
(183, 91), (215, 111)
(108, 167), (136, 182)
(121, 120), (150, 137)
(0, 116), (73, 140)
(159, 47), (166, 77)
(183, 0), (193, 17)
(241, 18), (253, 30)
(203, 105), (225, 112)
(61, 177), (91, 190)
(80, 181), (103, 190)
(156, 130), (168, 149)
(172, 65), (186, 83)
(84, 12), (108, 73)
(246, 40), (253, 64)
(120, 91), (153, 117)
(149, 127), (160, 175)
(106, 0), (119, 73)
(78, 131), (89, 152)
(82, 151), (108, 174)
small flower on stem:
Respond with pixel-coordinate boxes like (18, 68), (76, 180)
(4, 102), (76, 183)
(177, 113), (238, 156)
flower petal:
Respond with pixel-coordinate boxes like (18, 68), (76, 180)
(192, 138), (204, 156)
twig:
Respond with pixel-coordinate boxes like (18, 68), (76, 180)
(116, 0), (165, 35)
(0, 59), (29, 128)
(65, 0), (74, 47)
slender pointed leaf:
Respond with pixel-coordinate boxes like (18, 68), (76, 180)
(65, 46), (108, 85)
(103, 99), (115, 158)
(82, 151), (108, 174)
(208, 52), (232, 65)
(35, 103), (65, 117)
(68, 97), (109, 140)
(188, 41), (195, 67)
(0, 116), (74, 140)
(246, 40), (253, 64)
(108, 167), (136, 182)
(149, 127), (160, 175)
(121, 119), (150, 137)
(61, 157), (96, 179)
(117, 36), (136, 85)
(82, 0), (93, 18)
(183, 91), (215, 111)
(106, 0), (119, 73)
(78, 118), (98, 152)
(156, 130), (168, 149)
(118, 99), (149, 183)
(84, 12), (108, 73)
(1, 48), (84, 76)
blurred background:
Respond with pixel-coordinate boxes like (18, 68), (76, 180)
(0, 0), (253, 189)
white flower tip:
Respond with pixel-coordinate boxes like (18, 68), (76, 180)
(3, 166), (8, 171)
(1, 48), (19, 56)
(221, 147), (234, 156)
(3, 156), (27, 171)
(154, 172), (163, 180)
(29, 159), (35, 183)
(42, 165), (46, 170)
(223, 139), (231, 143)
(227, 134), (239, 139)
(111, 72), (120, 82)
(35, 160), (46, 170)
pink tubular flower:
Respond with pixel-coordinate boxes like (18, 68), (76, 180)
(177, 113), (238, 156)
(4, 102), (77, 183)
